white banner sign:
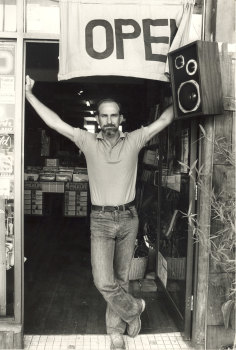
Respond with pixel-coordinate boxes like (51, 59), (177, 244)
(58, 0), (195, 81)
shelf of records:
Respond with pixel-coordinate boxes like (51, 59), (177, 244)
(24, 160), (89, 183)
(24, 163), (89, 217)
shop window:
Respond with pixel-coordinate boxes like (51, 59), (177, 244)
(26, 0), (60, 34)
(0, 41), (16, 317)
(0, 0), (16, 32)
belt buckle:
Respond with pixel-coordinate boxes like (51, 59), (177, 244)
(114, 205), (120, 212)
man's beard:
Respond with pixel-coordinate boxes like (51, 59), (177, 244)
(102, 124), (119, 137)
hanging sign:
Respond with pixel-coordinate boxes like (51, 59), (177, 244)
(58, 0), (195, 81)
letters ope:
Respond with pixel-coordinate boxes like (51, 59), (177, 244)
(85, 18), (177, 62)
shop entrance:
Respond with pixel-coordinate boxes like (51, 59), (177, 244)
(24, 41), (190, 336)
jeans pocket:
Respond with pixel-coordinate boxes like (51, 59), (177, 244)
(128, 206), (138, 218)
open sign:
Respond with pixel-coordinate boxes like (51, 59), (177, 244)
(58, 1), (189, 81)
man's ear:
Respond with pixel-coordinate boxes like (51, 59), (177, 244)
(95, 115), (99, 124)
(119, 114), (124, 124)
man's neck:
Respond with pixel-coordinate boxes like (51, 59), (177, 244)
(102, 131), (120, 147)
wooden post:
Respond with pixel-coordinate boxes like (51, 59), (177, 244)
(0, 198), (6, 316)
(192, 117), (215, 349)
(205, 0), (235, 348)
(192, 0), (236, 348)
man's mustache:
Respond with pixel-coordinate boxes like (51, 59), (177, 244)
(103, 124), (116, 128)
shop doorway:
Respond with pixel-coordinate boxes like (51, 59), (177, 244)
(24, 41), (190, 336)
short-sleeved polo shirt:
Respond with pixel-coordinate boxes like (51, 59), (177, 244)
(73, 127), (150, 206)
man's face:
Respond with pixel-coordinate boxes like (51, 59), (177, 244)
(96, 102), (123, 137)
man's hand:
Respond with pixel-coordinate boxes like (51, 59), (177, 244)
(146, 104), (174, 141)
(25, 75), (35, 96)
(25, 75), (74, 141)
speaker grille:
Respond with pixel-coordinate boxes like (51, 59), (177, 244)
(177, 80), (201, 113)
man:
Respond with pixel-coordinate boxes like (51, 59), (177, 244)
(25, 76), (174, 350)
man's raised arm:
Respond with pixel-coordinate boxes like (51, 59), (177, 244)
(145, 105), (174, 141)
(25, 75), (74, 141)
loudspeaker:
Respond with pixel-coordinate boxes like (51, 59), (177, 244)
(168, 40), (224, 119)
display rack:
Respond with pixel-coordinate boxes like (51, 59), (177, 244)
(24, 181), (89, 217)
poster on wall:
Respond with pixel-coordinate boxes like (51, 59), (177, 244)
(0, 43), (15, 199)
(0, 104), (14, 133)
(0, 130), (14, 178)
(0, 177), (10, 197)
(0, 44), (15, 136)
(0, 44), (15, 105)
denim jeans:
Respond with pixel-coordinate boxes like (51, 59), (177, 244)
(90, 206), (141, 334)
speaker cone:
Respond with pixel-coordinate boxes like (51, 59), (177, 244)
(178, 80), (200, 113)
(186, 59), (198, 75)
(175, 55), (185, 69)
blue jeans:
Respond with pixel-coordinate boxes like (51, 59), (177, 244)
(90, 206), (141, 334)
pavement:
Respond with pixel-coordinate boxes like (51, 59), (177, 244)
(24, 333), (195, 350)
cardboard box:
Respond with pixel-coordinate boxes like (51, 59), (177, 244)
(39, 173), (56, 181)
(56, 174), (72, 182)
(45, 158), (59, 167)
(24, 173), (39, 181)
(73, 173), (89, 182)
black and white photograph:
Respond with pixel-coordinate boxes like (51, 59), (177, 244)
(0, 1), (235, 350)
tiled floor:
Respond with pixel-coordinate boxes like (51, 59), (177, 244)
(24, 333), (195, 350)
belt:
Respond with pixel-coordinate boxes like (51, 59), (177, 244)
(91, 200), (135, 212)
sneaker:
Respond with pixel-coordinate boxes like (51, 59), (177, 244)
(127, 298), (145, 338)
(110, 333), (126, 350)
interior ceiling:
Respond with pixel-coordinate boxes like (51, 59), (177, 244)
(26, 42), (164, 129)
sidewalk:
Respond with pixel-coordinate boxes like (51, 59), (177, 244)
(24, 333), (195, 350)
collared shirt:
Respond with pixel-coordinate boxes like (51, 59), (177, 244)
(73, 127), (150, 206)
